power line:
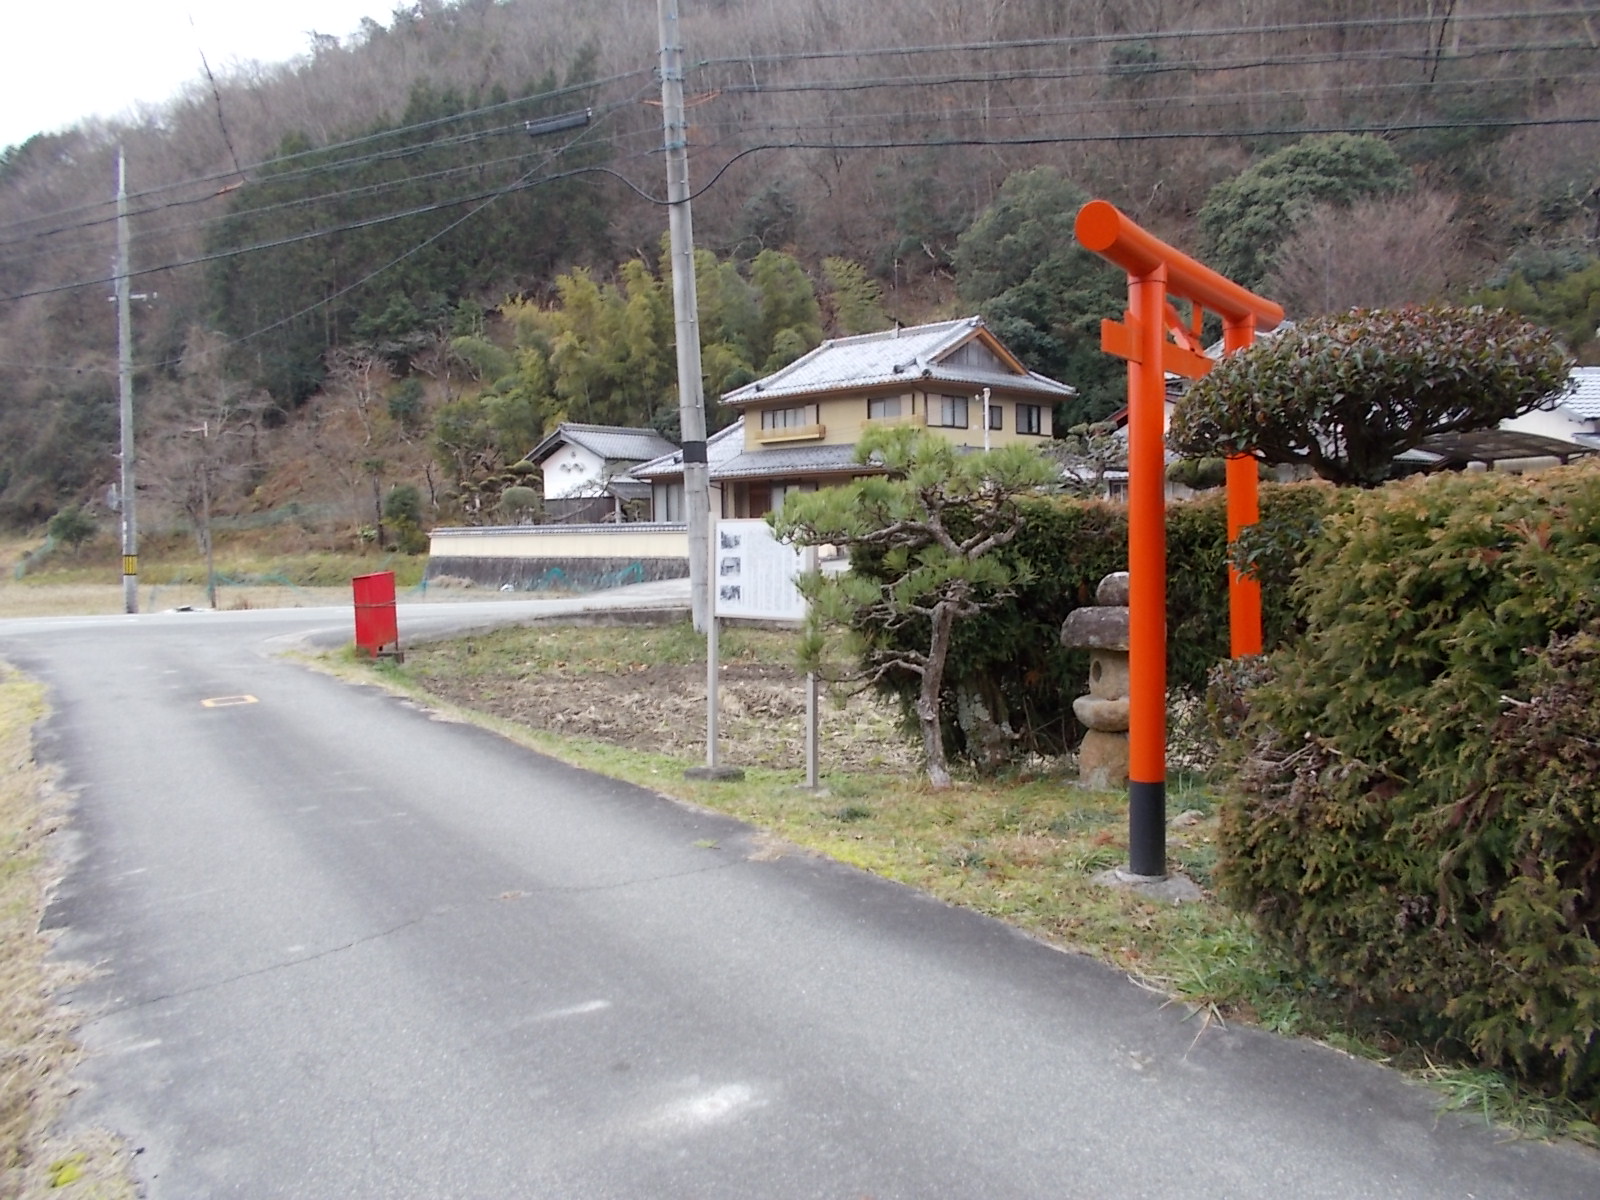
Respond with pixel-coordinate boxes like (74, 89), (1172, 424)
(694, 8), (1600, 69)
(5, 104), (1597, 314)
(0, 101), (650, 373)
(0, 120), (535, 251)
(0, 16), (1589, 253)
(0, 68), (653, 238)
(0, 119), (618, 265)
(4, 47), (1589, 263)
(4, 8), (1586, 239)
(686, 68), (1600, 141)
(709, 38), (1598, 99)
(0, 162), (630, 305)
(1, 13), (1597, 376)
(672, 113), (1600, 206)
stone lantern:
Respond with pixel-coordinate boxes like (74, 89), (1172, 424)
(1060, 572), (1131, 790)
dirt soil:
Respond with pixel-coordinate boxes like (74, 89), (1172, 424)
(410, 659), (924, 776)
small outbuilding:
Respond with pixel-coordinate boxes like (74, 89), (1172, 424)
(525, 423), (678, 523)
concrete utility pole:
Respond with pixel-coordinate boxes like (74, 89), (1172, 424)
(115, 148), (139, 614)
(656, 0), (711, 634)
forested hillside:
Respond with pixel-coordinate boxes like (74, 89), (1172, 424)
(0, 0), (1596, 537)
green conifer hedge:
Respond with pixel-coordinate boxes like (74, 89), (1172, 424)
(1216, 461), (1600, 1111)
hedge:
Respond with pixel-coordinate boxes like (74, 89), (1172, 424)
(848, 481), (1331, 765)
(1216, 461), (1600, 1111)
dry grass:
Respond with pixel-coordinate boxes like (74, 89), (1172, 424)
(403, 623), (922, 775)
(0, 580), (370, 619)
(0, 661), (134, 1198)
(0, 530), (436, 619)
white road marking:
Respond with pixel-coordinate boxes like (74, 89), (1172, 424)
(539, 999), (611, 1020)
(646, 1082), (765, 1133)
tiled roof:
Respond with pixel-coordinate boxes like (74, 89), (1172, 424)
(629, 418), (746, 480)
(1564, 365), (1600, 419)
(629, 419), (873, 483)
(722, 317), (1075, 405)
(526, 423), (677, 466)
(605, 478), (652, 500)
(713, 443), (865, 480)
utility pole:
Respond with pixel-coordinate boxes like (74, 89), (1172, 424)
(658, 0), (740, 780)
(656, 0), (711, 634)
(115, 148), (138, 614)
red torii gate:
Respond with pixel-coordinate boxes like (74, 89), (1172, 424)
(1075, 200), (1284, 880)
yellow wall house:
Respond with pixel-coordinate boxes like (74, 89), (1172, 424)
(426, 317), (1075, 591)
(633, 316), (1076, 517)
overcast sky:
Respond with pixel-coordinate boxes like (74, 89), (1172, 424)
(2, 1), (398, 152)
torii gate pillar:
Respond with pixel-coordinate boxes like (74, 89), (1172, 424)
(1075, 200), (1283, 879)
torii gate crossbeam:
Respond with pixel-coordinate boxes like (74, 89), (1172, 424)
(1075, 200), (1284, 880)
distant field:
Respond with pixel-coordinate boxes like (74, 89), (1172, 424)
(0, 532), (449, 619)
(0, 581), (368, 619)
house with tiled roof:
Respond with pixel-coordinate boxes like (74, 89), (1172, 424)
(525, 422), (677, 522)
(426, 320), (1074, 590)
(1500, 365), (1600, 452)
(632, 317), (1075, 517)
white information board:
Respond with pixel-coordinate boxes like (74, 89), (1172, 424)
(712, 519), (810, 622)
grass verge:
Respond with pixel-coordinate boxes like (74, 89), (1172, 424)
(0, 660), (134, 1198)
(0, 532), (428, 618)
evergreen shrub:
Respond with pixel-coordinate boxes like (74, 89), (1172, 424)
(1216, 462), (1600, 1110)
(850, 482), (1329, 765)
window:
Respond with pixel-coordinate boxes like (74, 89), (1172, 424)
(654, 481), (684, 522)
(987, 402), (1003, 431)
(867, 396), (903, 419)
(930, 395), (969, 428)
(761, 404), (816, 430)
(942, 342), (1006, 372)
(1017, 403), (1043, 435)
(770, 480), (818, 514)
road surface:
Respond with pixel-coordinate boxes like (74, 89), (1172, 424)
(2, 592), (1597, 1198)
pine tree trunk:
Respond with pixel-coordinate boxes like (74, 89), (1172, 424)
(916, 600), (957, 789)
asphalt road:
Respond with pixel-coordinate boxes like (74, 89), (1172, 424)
(3, 592), (1598, 1199)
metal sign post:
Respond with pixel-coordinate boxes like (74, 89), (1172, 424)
(697, 519), (815, 785)
(805, 669), (819, 790)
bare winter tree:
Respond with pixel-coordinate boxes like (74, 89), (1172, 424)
(141, 328), (268, 604)
(324, 346), (393, 447)
(1263, 192), (1471, 317)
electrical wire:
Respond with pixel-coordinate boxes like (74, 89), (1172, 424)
(6, 101), (1597, 315)
(709, 38), (1598, 98)
(1, 11), (1589, 248)
(0, 120), (536, 249)
(685, 68), (1600, 141)
(694, 8), (1600, 69)
(0, 123), (620, 266)
(673, 113), (1600, 206)
(0, 67), (654, 237)
(0, 92), (653, 373)
(1, 10), (1598, 374)
(4, 48), (1589, 263)
(4, 7), (1586, 238)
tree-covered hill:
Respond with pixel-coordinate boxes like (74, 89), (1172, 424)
(0, 0), (1596, 533)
